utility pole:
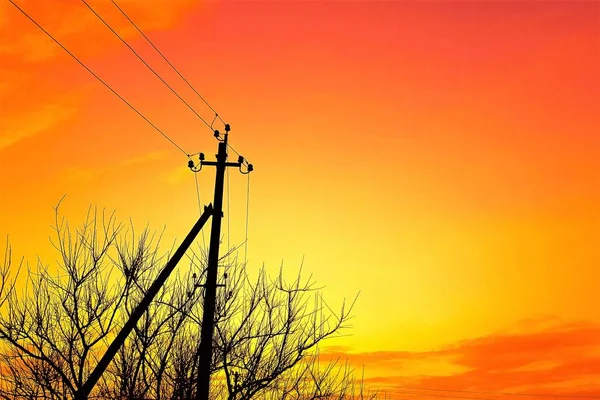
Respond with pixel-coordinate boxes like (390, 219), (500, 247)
(194, 125), (251, 400)
(72, 125), (251, 400)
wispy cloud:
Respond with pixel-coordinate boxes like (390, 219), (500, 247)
(165, 165), (192, 186)
(119, 151), (166, 167)
(0, 101), (76, 151)
(0, 3), (9, 29)
(61, 151), (168, 184)
(0, 68), (29, 99)
(1, 0), (200, 62)
(322, 319), (600, 398)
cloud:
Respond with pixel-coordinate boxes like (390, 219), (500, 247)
(62, 151), (168, 184)
(0, 31), (60, 62)
(0, 68), (28, 97)
(62, 165), (100, 185)
(0, 1), (201, 149)
(321, 319), (600, 398)
(0, 3), (8, 28)
(119, 151), (166, 166)
(0, 100), (76, 151)
(1, 0), (199, 63)
(165, 165), (193, 186)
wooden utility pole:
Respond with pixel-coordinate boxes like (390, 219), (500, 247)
(73, 125), (251, 400)
(195, 126), (248, 400)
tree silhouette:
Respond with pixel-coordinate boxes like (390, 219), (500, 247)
(0, 205), (383, 400)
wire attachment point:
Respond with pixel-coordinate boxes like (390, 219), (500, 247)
(188, 157), (203, 172)
(239, 162), (254, 174)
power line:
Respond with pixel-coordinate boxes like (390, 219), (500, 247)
(108, 1), (255, 201)
(396, 387), (600, 399)
(226, 143), (251, 166)
(110, 0), (226, 128)
(8, 0), (189, 157)
(81, 0), (213, 131)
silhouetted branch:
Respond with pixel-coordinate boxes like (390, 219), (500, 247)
(0, 204), (381, 400)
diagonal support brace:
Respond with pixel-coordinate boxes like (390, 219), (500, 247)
(75, 204), (214, 400)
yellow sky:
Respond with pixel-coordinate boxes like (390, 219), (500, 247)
(1, 1), (599, 396)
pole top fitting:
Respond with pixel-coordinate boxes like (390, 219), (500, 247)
(225, 124), (230, 132)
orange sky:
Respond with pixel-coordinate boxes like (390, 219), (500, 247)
(1, 0), (599, 398)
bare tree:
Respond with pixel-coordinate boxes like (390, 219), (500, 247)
(0, 205), (383, 400)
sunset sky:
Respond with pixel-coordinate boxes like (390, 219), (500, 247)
(1, 0), (599, 398)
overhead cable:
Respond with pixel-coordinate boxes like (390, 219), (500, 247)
(8, 0), (190, 157)
(81, 0), (213, 131)
(110, 0), (226, 128)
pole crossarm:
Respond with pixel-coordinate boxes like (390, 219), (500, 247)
(75, 204), (214, 400)
(201, 161), (241, 167)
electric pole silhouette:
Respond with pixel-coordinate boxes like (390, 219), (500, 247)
(194, 125), (252, 400)
(71, 126), (252, 400)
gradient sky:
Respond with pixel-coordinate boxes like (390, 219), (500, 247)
(1, 1), (599, 398)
